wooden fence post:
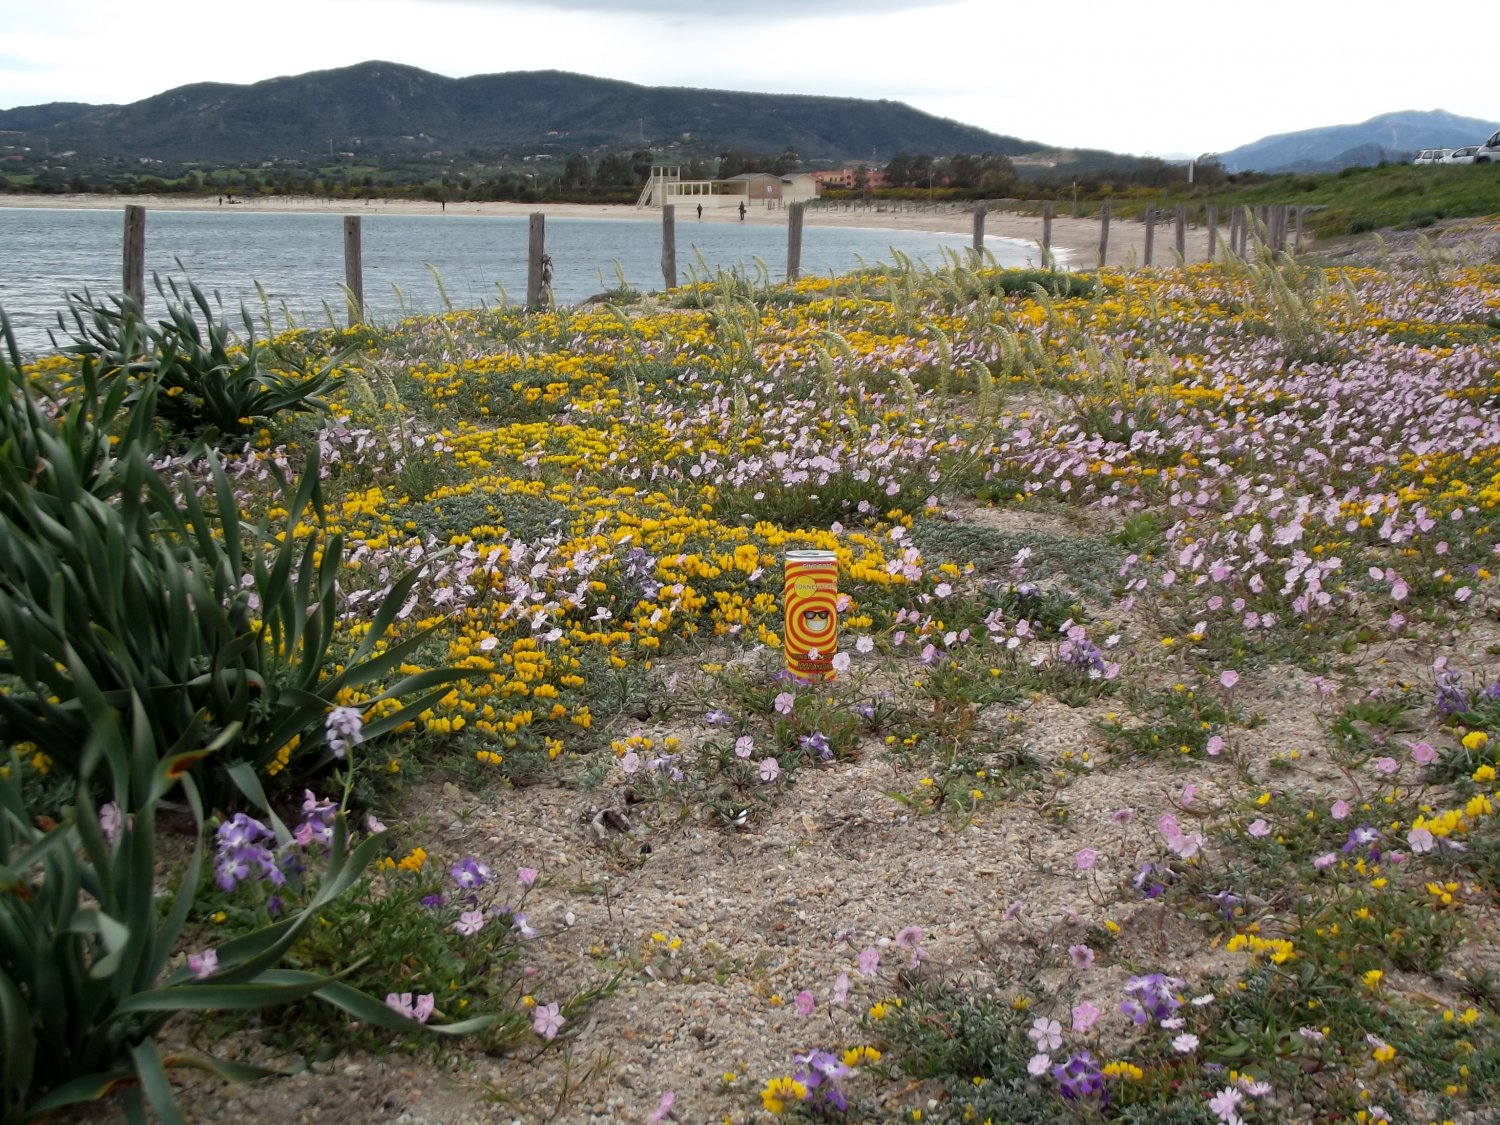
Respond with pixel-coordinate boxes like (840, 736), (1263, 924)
(1206, 205), (1217, 263)
(661, 204), (677, 291)
(342, 216), (363, 326)
(972, 202), (986, 256)
(1041, 201), (1054, 266)
(527, 213), (547, 308)
(1143, 206), (1155, 267)
(122, 205), (146, 310)
(786, 201), (805, 281)
(1294, 207), (1304, 255)
(1098, 201), (1111, 269)
(1174, 203), (1186, 261)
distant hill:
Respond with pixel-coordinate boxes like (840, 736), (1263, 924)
(1219, 109), (1500, 173)
(0, 102), (108, 132)
(0, 61), (1043, 166)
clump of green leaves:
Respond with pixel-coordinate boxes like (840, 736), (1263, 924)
(57, 280), (342, 444)
(1101, 679), (1247, 762)
(0, 708), (491, 1123)
(0, 308), (465, 811)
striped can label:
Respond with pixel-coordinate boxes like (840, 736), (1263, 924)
(783, 550), (839, 681)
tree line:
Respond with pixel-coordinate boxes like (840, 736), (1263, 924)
(4, 142), (1237, 204)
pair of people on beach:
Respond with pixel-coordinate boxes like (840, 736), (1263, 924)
(694, 202), (747, 220)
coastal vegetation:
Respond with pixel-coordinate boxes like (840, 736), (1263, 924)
(1042, 161), (1500, 240)
(4, 222), (1500, 1121)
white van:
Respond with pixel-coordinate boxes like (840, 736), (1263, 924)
(1474, 131), (1500, 163)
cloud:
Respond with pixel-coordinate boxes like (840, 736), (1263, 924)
(435, 0), (950, 15)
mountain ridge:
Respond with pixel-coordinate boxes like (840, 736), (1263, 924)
(0, 61), (1045, 166)
(1219, 109), (1500, 172)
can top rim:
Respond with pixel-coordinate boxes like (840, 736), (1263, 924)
(784, 550), (838, 560)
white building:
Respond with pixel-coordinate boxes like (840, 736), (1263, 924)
(637, 165), (820, 209)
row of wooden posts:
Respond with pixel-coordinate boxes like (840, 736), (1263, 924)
(119, 201), (1312, 327)
(120, 205), (556, 325)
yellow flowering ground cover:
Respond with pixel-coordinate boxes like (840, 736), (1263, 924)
(12, 227), (1500, 1122)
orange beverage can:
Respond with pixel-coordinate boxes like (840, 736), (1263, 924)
(784, 550), (839, 681)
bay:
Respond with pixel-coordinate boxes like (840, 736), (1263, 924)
(0, 206), (1038, 355)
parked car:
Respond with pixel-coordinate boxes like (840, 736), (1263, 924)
(1414, 148), (1453, 164)
(1445, 146), (1479, 164)
(1473, 131), (1500, 163)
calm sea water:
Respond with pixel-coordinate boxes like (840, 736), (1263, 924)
(0, 207), (1041, 355)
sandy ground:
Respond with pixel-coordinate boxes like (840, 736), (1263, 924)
(0, 193), (1219, 271)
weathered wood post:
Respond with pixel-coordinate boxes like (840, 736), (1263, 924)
(1206, 205), (1217, 263)
(1294, 206), (1305, 255)
(661, 204), (677, 291)
(786, 201), (805, 281)
(1174, 203), (1187, 261)
(1041, 201), (1054, 266)
(972, 202), (986, 256)
(526, 212), (547, 308)
(342, 216), (364, 326)
(1143, 206), (1155, 266)
(1098, 201), (1111, 268)
(1277, 205), (1289, 252)
(122, 205), (146, 310)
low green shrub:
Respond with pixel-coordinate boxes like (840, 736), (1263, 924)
(57, 280), (342, 444)
(0, 711), (491, 1123)
(0, 312), (467, 811)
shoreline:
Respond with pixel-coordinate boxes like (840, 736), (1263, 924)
(0, 192), (1212, 269)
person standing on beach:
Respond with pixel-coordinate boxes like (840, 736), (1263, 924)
(738, 201), (746, 221)
(697, 203), (703, 220)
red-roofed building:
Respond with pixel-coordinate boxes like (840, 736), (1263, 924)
(809, 166), (889, 190)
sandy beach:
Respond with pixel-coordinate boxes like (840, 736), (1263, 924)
(0, 192), (1213, 271)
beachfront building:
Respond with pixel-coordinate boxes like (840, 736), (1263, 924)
(637, 165), (820, 209)
(809, 166), (890, 191)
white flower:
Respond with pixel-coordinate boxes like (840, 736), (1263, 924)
(325, 706), (365, 760)
(1027, 1016), (1062, 1051)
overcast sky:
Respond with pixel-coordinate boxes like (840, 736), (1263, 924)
(3, 0), (1495, 156)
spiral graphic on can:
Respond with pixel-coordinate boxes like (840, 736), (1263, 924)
(784, 550), (839, 681)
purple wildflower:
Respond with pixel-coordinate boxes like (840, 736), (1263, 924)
(1435, 670), (1470, 717)
(1120, 973), (1183, 1026)
(451, 856), (492, 889)
(1051, 1051), (1106, 1102)
(798, 731), (833, 761)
